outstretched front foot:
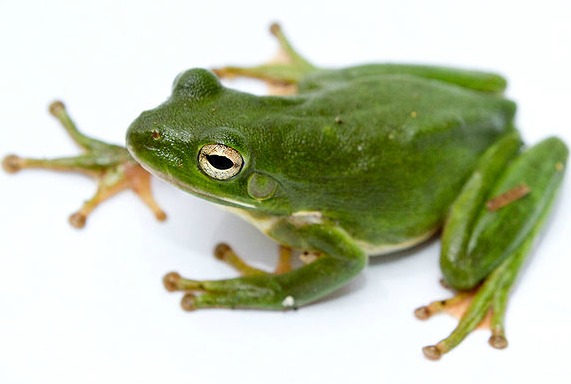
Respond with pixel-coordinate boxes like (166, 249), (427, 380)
(160, 223), (367, 312)
(163, 243), (296, 311)
(2, 101), (166, 227)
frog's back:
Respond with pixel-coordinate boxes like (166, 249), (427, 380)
(258, 72), (516, 249)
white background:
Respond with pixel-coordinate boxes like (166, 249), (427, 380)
(1, 1), (570, 383)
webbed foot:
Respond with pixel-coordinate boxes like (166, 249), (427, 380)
(416, 135), (567, 360)
(415, 269), (513, 361)
(212, 23), (316, 93)
(161, 223), (366, 312)
(163, 243), (295, 311)
(2, 101), (166, 227)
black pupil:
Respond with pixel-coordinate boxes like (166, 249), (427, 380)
(207, 155), (234, 170)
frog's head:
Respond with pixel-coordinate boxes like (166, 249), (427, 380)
(127, 68), (287, 213)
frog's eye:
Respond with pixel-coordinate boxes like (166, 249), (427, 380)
(198, 143), (244, 180)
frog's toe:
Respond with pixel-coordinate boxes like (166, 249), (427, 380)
(212, 243), (294, 276)
(163, 272), (182, 292)
(414, 289), (488, 324)
(162, 271), (205, 292)
(2, 154), (24, 173)
(180, 293), (198, 311)
(211, 23), (316, 89)
(422, 332), (507, 360)
(213, 243), (236, 263)
(162, 270), (285, 310)
(415, 287), (498, 360)
(69, 212), (87, 229)
(3, 101), (167, 227)
(488, 333), (508, 349)
(179, 292), (229, 311)
(416, 252), (520, 360)
(422, 345), (444, 361)
(212, 243), (269, 276)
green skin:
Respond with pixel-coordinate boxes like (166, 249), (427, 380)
(127, 61), (567, 354)
(4, 26), (568, 359)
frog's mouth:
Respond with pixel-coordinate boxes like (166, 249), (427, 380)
(174, 178), (258, 210)
(133, 155), (257, 210)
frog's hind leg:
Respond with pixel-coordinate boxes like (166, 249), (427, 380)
(416, 133), (567, 360)
(415, 246), (524, 359)
(2, 101), (166, 227)
(212, 23), (317, 92)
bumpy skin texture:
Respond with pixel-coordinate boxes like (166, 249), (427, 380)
(127, 67), (515, 248)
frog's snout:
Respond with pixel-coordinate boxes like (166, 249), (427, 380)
(126, 111), (165, 163)
(127, 109), (163, 146)
(126, 110), (194, 183)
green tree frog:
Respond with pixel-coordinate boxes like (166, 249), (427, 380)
(3, 24), (567, 360)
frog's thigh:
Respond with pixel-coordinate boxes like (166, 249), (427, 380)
(419, 136), (566, 359)
(438, 132), (521, 286)
(441, 136), (567, 289)
(369, 64), (507, 93)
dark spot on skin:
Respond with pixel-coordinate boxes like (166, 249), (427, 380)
(151, 130), (161, 140)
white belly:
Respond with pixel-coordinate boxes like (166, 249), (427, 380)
(222, 206), (437, 256)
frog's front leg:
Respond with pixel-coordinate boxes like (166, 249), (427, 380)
(417, 132), (568, 360)
(212, 243), (297, 276)
(163, 221), (366, 311)
(2, 101), (166, 227)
